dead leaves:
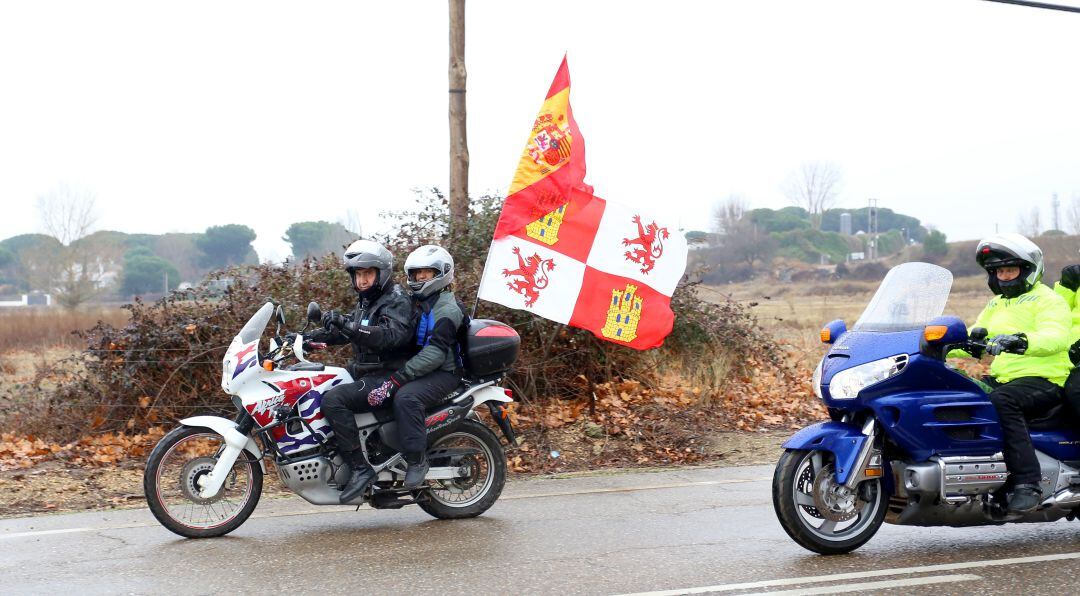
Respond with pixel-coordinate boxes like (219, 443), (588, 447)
(0, 427), (167, 472)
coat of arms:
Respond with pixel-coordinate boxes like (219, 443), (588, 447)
(501, 246), (556, 307)
(622, 215), (670, 274)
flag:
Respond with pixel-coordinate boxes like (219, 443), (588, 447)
(480, 57), (688, 349)
(479, 189), (688, 350)
(493, 56), (593, 239)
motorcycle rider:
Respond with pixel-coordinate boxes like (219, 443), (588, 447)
(365, 245), (466, 490)
(1054, 257), (1080, 422)
(309, 240), (416, 503)
(958, 233), (1072, 513)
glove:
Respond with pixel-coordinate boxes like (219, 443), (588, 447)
(367, 374), (405, 407)
(1061, 265), (1080, 292)
(986, 334), (1027, 356)
(1069, 340), (1080, 366)
(322, 310), (347, 331)
(969, 327), (988, 342)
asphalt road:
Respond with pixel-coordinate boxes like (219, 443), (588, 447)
(2, 464), (1079, 595)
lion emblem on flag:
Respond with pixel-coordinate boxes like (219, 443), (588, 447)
(622, 215), (670, 274)
(502, 246), (556, 307)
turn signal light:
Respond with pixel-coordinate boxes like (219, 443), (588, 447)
(820, 327), (832, 343)
(262, 360), (275, 371)
(864, 468), (883, 478)
(924, 325), (948, 342)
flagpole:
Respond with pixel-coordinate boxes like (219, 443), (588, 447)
(471, 241), (496, 319)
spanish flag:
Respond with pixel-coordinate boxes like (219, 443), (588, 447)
(493, 56), (593, 239)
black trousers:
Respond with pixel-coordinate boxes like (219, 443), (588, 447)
(1063, 368), (1080, 423)
(987, 376), (1062, 486)
(321, 373), (390, 467)
(393, 370), (461, 459)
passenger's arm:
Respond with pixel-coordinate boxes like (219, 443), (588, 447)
(1022, 293), (1071, 357)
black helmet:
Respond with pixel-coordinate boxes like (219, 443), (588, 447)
(975, 233), (1043, 298)
(343, 240), (394, 297)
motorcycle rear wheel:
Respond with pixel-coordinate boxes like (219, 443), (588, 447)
(144, 425), (263, 538)
(772, 448), (886, 555)
(418, 419), (506, 520)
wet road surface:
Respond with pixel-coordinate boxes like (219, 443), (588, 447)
(2, 464), (1079, 594)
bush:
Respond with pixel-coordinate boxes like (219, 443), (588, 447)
(9, 190), (782, 442)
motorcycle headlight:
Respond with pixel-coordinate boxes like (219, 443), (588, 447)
(811, 357), (824, 399)
(827, 355), (908, 400)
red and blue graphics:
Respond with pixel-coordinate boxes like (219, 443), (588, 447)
(245, 374), (341, 454)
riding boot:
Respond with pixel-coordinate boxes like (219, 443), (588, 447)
(1006, 483), (1043, 513)
(403, 452), (429, 490)
(339, 451), (377, 504)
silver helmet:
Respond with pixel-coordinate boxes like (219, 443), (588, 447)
(343, 240), (394, 294)
(403, 245), (454, 298)
(975, 233), (1043, 298)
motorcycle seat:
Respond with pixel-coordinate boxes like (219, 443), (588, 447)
(1028, 403), (1078, 431)
(284, 362), (326, 372)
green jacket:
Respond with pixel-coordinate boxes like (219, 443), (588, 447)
(397, 290), (465, 382)
(1053, 282), (1080, 347)
(952, 283), (1072, 386)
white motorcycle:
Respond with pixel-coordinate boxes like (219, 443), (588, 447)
(143, 301), (520, 538)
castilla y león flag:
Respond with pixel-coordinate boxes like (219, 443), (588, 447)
(479, 58), (688, 350)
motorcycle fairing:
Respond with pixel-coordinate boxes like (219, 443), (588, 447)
(782, 421), (868, 485)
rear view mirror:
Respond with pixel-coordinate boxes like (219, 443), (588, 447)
(920, 315), (968, 360)
(275, 305), (287, 327)
(820, 320), (847, 344)
(306, 302), (322, 323)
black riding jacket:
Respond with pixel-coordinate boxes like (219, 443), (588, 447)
(308, 283), (416, 378)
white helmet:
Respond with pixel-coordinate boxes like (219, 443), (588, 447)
(403, 245), (454, 298)
(343, 240), (394, 294)
(975, 233), (1043, 298)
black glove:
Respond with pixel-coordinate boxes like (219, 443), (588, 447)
(986, 334), (1027, 356)
(1061, 265), (1080, 292)
(322, 310), (346, 331)
(1069, 340), (1080, 366)
(969, 327), (988, 342)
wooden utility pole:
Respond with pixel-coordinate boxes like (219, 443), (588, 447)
(448, 0), (469, 242)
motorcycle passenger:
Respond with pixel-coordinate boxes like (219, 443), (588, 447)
(309, 240), (416, 503)
(961, 233), (1072, 513)
(1054, 258), (1080, 423)
(365, 245), (466, 490)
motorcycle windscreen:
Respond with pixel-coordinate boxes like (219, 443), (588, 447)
(236, 302), (275, 347)
(853, 263), (952, 332)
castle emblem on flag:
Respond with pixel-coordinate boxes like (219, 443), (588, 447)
(601, 284), (643, 343)
(525, 203), (568, 246)
(527, 113), (573, 174)
(622, 215), (670, 274)
(501, 246), (556, 307)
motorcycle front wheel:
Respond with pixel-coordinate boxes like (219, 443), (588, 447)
(418, 419), (506, 520)
(144, 425), (263, 538)
(772, 448), (887, 555)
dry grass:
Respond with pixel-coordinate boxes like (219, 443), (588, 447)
(0, 307), (128, 353)
(702, 274), (994, 374)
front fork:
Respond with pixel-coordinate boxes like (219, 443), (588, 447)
(845, 418), (883, 488)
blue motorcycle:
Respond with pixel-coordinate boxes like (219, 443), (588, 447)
(772, 262), (1080, 554)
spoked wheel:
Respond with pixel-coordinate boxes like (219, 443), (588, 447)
(144, 425), (263, 538)
(772, 448), (887, 555)
(417, 420), (506, 519)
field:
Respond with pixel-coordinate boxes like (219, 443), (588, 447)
(0, 306), (129, 352)
(701, 274), (992, 374)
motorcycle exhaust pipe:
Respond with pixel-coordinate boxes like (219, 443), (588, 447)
(487, 401), (518, 447)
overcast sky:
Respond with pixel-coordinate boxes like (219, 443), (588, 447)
(2, 0), (1079, 263)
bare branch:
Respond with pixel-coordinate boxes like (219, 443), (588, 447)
(781, 161), (843, 229)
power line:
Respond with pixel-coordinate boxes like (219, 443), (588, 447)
(979, 0), (1080, 13)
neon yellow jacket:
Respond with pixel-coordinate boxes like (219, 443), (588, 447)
(955, 283), (1072, 385)
(1052, 282), (1080, 347)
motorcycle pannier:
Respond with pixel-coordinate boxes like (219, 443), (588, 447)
(463, 319), (520, 378)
